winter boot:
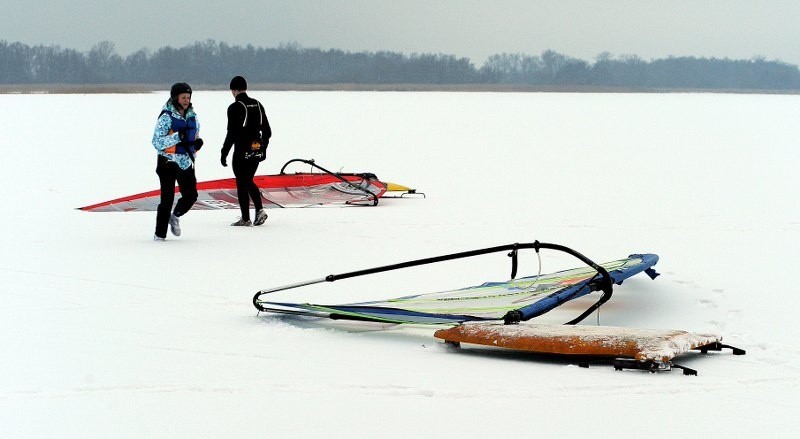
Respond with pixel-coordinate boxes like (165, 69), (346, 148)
(231, 218), (252, 227)
(169, 213), (181, 236)
(254, 209), (268, 226)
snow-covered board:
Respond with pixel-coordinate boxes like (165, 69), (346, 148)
(434, 323), (722, 361)
(434, 322), (745, 374)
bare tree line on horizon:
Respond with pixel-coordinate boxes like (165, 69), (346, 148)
(1, 39), (798, 91)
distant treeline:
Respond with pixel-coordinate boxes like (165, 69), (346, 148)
(2, 39), (799, 90)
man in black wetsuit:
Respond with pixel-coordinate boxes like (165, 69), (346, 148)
(220, 76), (272, 226)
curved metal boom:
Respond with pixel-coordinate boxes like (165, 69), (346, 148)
(253, 241), (613, 325)
(279, 158), (380, 206)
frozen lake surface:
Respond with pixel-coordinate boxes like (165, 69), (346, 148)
(0, 91), (798, 437)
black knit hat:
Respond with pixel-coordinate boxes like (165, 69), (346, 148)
(229, 76), (247, 91)
(170, 82), (192, 100)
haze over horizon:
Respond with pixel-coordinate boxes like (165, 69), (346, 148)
(3, 0), (799, 65)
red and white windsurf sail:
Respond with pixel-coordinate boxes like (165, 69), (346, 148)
(79, 159), (392, 212)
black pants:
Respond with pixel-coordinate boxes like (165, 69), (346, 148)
(232, 156), (262, 221)
(155, 156), (197, 238)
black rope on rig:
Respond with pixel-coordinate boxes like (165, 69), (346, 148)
(508, 247), (519, 280)
(279, 158), (315, 174)
(563, 273), (612, 325)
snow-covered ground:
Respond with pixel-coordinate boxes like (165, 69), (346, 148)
(1, 90), (797, 437)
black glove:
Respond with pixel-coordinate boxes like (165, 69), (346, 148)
(194, 138), (203, 151)
(221, 155), (228, 167)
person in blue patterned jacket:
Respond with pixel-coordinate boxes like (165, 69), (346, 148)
(151, 82), (204, 240)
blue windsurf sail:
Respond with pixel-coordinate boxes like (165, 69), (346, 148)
(254, 242), (659, 325)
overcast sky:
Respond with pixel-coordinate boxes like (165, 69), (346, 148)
(4, 0), (800, 65)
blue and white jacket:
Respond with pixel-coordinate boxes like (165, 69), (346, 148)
(152, 100), (200, 170)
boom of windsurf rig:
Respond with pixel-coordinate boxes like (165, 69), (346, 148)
(253, 241), (624, 324)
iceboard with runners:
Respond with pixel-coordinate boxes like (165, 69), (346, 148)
(253, 240), (744, 374)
